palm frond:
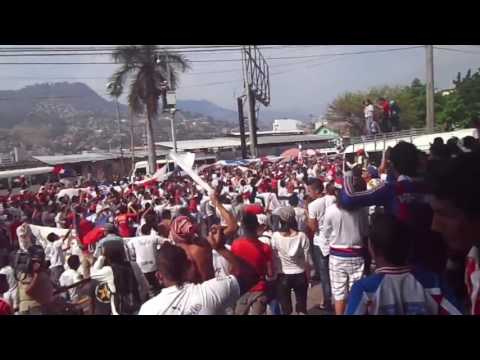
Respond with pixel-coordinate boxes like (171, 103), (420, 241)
(128, 78), (145, 115)
(112, 45), (143, 65)
(161, 51), (192, 73)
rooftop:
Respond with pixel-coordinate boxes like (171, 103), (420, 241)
(156, 134), (337, 151)
(33, 152), (122, 166)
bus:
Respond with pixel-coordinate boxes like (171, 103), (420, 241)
(0, 166), (54, 191)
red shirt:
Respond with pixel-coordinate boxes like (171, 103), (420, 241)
(0, 298), (12, 315)
(82, 227), (105, 246)
(231, 237), (272, 293)
(115, 213), (136, 238)
(258, 181), (270, 193)
(78, 219), (94, 242)
(271, 179), (278, 192)
(188, 198), (198, 214)
(382, 101), (390, 116)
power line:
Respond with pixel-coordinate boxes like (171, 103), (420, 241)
(434, 46), (480, 54)
(0, 45), (294, 55)
(0, 46), (425, 65)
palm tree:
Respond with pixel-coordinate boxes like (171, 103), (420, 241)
(109, 45), (191, 175)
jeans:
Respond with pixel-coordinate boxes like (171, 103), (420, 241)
(365, 117), (373, 135)
(312, 245), (332, 307)
(276, 273), (308, 315)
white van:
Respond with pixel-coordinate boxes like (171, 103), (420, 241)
(131, 159), (176, 180)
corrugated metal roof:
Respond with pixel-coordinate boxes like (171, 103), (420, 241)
(156, 138), (241, 150)
(156, 135), (335, 150)
(256, 134), (336, 145)
(33, 153), (122, 166)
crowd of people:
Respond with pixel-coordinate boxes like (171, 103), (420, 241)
(363, 97), (401, 135)
(0, 132), (479, 315)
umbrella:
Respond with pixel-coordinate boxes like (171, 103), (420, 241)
(280, 148), (300, 160)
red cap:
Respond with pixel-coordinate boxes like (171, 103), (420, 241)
(244, 204), (264, 215)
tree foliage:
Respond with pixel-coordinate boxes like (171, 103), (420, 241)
(109, 45), (191, 174)
(326, 69), (480, 136)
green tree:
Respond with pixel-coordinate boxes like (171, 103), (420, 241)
(109, 45), (191, 174)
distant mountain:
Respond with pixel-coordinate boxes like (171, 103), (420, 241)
(177, 100), (237, 122)
(0, 82), (123, 128)
(0, 82), (311, 130)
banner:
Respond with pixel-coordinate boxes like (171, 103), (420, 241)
(135, 165), (169, 186)
(56, 188), (82, 199)
(29, 224), (77, 249)
(169, 151), (214, 194)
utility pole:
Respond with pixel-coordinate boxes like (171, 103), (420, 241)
(114, 97), (125, 175)
(237, 96), (248, 159)
(129, 106), (135, 175)
(243, 53), (257, 158)
(166, 54), (178, 153)
(425, 45), (435, 131)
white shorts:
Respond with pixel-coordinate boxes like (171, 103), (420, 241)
(329, 255), (365, 301)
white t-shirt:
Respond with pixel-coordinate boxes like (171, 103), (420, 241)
(0, 265), (18, 308)
(212, 245), (232, 278)
(138, 275), (240, 315)
(216, 204), (233, 226)
(127, 235), (168, 273)
(364, 104), (374, 118)
(256, 192), (281, 212)
(292, 206), (307, 233)
(321, 204), (369, 252)
(45, 239), (65, 268)
(308, 196), (334, 252)
(271, 231), (311, 275)
(59, 268), (83, 302)
(278, 186), (289, 198)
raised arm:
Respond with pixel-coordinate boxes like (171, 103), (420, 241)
(207, 225), (259, 295)
(210, 192), (238, 239)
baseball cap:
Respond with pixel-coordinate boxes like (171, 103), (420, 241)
(244, 204), (264, 215)
(276, 207), (296, 223)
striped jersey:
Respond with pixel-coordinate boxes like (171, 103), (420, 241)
(340, 173), (431, 225)
(346, 266), (462, 315)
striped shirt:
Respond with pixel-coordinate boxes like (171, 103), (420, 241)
(346, 266), (462, 315)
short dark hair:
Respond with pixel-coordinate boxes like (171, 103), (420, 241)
(325, 181), (336, 195)
(67, 255), (80, 270)
(288, 194), (299, 207)
(140, 224), (151, 235)
(242, 212), (259, 236)
(390, 141), (419, 177)
(463, 136), (477, 151)
(178, 207), (190, 217)
(161, 209), (172, 220)
(0, 273), (8, 294)
(307, 177), (324, 194)
(47, 233), (58, 243)
(370, 214), (411, 266)
(157, 243), (189, 284)
(428, 150), (480, 219)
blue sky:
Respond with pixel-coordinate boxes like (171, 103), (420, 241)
(0, 45), (478, 117)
